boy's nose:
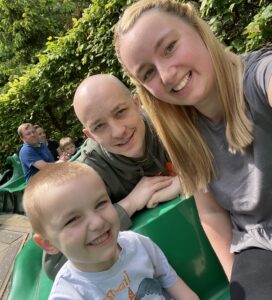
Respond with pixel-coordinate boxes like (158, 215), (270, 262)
(87, 214), (104, 231)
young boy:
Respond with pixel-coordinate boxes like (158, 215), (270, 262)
(59, 137), (77, 158)
(23, 162), (199, 300)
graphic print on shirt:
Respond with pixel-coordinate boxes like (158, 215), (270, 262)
(103, 272), (170, 300)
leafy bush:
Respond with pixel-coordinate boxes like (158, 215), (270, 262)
(0, 0), (271, 169)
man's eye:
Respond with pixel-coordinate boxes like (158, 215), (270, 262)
(116, 108), (127, 116)
(143, 68), (155, 82)
(165, 41), (176, 55)
(93, 123), (105, 132)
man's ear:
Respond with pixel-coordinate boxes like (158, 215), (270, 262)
(82, 128), (96, 141)
(33, 233), (59, 255)
(133, 95), (142, 113)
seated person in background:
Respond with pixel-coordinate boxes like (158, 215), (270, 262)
(45, 74), (181, 280)
(23, 162), (199, 300)
(59, 137), (77, 158)
(18, 123), (69, 181)
(18, 123), (55, 181)
(34, 125), (60, 161)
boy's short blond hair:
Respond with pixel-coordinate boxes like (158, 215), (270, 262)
(59, 137), (75, 151)
(23, 162), (99, 236)
(17, 123), (33, 138)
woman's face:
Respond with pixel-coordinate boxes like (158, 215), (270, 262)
(119, 9), (217, 109)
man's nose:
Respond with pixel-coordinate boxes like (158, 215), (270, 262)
(110, 121), (126, 138)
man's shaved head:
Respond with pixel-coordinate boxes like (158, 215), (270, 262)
(73, 74), (145, 158)
(73, 74), (132, 127)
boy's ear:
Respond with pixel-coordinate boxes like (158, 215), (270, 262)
(33, 233), (59, 255)
(133, 95), (142, 113)
(82, 128), (96, 141)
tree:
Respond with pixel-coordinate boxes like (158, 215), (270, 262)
(0, 0), (271, 169)
(0, 0), (89, 87)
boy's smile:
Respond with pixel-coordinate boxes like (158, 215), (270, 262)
(86, 229), (113, 247)
(40, 173), (121, 272)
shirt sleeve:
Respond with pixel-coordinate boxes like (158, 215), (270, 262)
(49, 277), (84, 300)
(256, 50), (272, 98)
(137, 233), (177, 289)
(244, 49), (272, 106)
(114, 203), (132, 230)
(20, 146), (43, 168)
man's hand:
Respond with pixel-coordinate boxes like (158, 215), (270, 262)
(118, 176), (173, 217)
(146, 176), (181, 208)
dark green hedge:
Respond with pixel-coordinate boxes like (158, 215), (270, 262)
(0, 0), (271, 170)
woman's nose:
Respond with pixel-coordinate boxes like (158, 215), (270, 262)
(159, 64), (177, 88)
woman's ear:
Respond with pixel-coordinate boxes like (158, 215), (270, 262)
(82, 128), (96, 141)
(33, 233), (59, 255)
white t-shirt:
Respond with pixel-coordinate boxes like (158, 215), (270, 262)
(49, 231), (177, 299)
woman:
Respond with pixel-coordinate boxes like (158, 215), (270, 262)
(114, 0), (272, 299)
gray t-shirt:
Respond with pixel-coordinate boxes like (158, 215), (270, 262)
(49, 231), (177, 299)
(198, 48), (272, 253)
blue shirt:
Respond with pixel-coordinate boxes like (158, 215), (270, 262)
(19, 142), (54, 181)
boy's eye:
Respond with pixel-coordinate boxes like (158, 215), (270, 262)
(96, 199), (109, 210)
(64, 216), (78, 227)
(164, 41), (176, 55)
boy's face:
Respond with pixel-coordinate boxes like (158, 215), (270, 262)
(63, 143), (76, 156)
(40, 173), (120, 272)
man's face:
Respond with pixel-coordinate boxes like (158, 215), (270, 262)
(42, 174), (120, 272)
(35, 127), (47, 143)
(21, 125), (39, 145)
(85, 92), (146, 159)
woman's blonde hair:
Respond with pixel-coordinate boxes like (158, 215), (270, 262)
(114, 0), (253, 195)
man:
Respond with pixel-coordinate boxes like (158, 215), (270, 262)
(44, 74), (181, 279)
(74, 74), (180, 227)
(34, 125), (60, 161)
(18, 123), (55, 181)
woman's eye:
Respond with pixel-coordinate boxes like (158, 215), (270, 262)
(143, 68), (155, 82)
(165, 41), (176, 55)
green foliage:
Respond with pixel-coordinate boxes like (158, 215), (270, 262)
(244, 4), (272, 51)
(0, 0), (271, 169)
(200, 0), (272, 52)
(0, 0), (89, 86)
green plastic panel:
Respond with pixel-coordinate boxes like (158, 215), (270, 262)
(131, 196), (229, 299)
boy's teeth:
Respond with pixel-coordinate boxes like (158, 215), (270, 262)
(91, 232), (109, 245)
(173, 73), (190, 92)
